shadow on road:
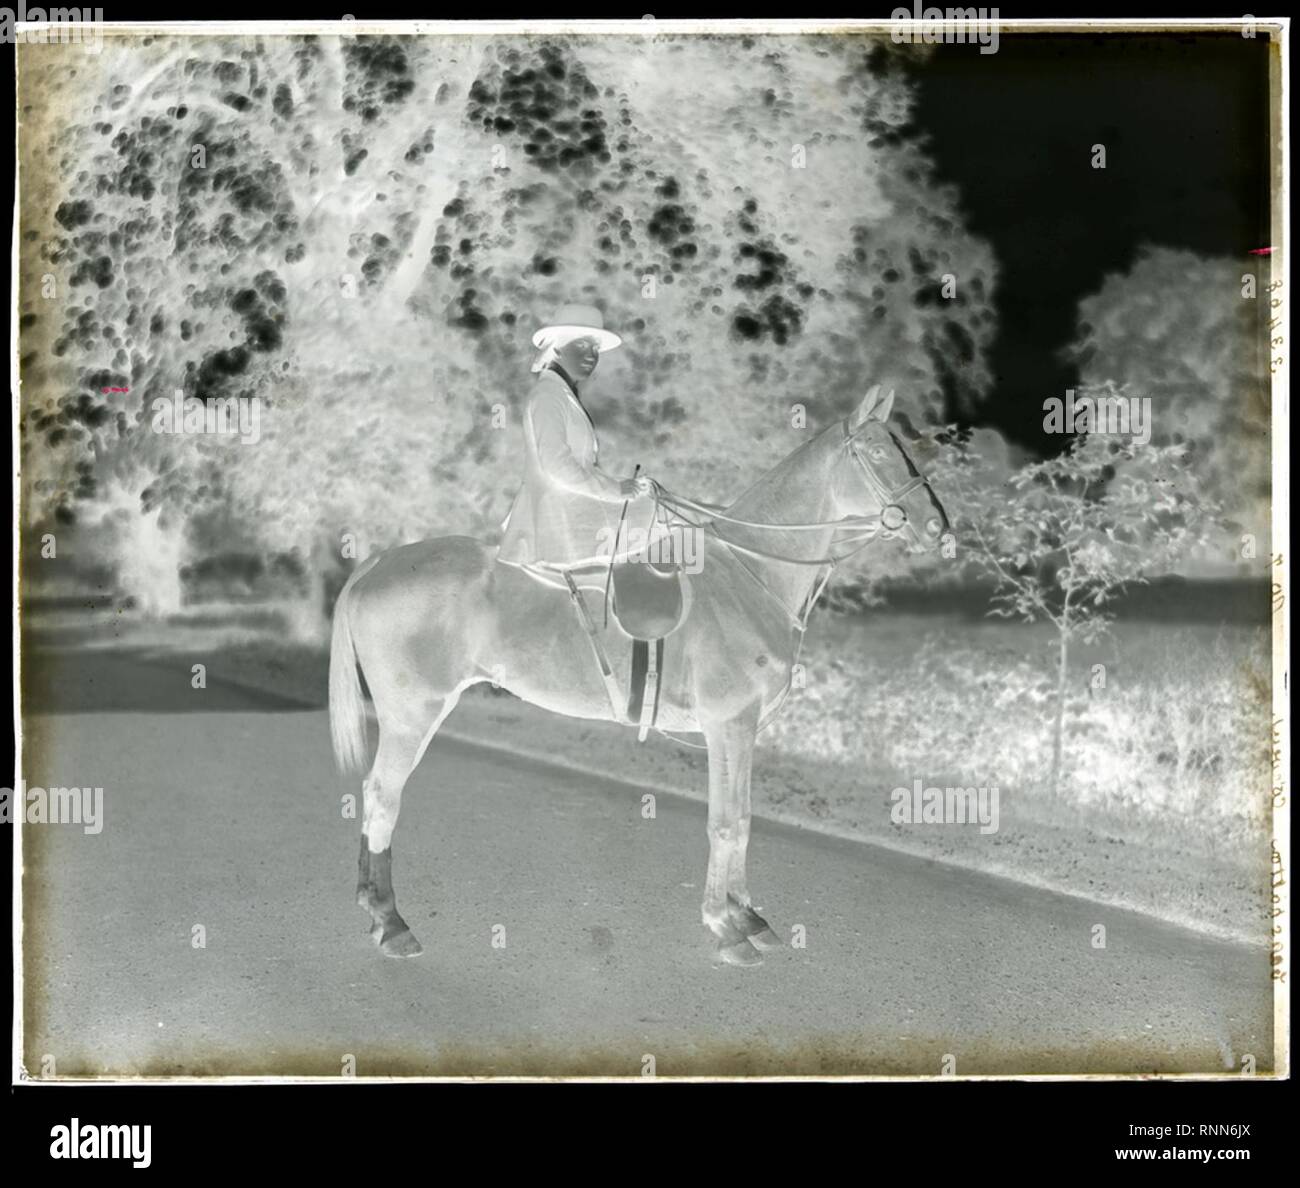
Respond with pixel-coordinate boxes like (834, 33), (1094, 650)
(22, 646), (318, 714)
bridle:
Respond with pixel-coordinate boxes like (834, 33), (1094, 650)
(843, 418), (935, 544)
(655, 418), (940, 568)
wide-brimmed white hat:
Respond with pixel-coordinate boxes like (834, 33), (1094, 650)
(532, 303), (622, 352)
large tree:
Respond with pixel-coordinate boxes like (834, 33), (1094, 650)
(19, 32), (999, 612)
(1063, 244), (1271, 573)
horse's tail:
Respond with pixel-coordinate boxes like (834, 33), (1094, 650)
(329, 557), (379, 775)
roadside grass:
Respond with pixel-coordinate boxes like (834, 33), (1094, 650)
(772, 614), (1271, 846)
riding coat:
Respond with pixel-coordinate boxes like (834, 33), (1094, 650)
(499, 365), (643, 568)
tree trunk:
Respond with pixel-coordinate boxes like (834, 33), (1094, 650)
(101, 480), (186, 619)
(1049, 606), (1071, 801)
(281, 535), (334, 644)
(125, 507), (185, 619)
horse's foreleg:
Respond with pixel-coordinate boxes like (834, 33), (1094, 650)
(701, 707), (764, 967)
(720, 726), (783, 952)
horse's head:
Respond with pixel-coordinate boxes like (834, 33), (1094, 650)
(836, 386), (949, 553)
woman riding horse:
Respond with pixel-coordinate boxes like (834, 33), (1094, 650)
(331, 303), (949, 965)
(498, 303), (654, 575)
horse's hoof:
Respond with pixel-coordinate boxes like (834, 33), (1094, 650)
(380, 929), (423, 958)
(715, 938), (762, 968)
(747, 927), (784, 952)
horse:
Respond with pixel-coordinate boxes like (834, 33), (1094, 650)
(328, 385), (949, 966)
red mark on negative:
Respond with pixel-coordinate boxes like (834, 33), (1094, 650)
(101, 386), (130, 393)
(1249, 247), (1274, 255)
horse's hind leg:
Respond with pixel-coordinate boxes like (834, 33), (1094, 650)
(356, 722), (428, 958)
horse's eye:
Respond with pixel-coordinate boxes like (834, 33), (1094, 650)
(869, 447), (886, 461)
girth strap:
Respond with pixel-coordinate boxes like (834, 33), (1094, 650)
(628, 640), (648, 721)
(628, 639), (666, 741)
(639, 638), (664, 742)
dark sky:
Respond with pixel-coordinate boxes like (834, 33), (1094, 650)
(908, 34), (1272, 456)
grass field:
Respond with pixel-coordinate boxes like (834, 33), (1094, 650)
(789, 612), (1271, 837)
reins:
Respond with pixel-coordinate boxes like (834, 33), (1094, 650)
(634, 417), (937, 748)
(649, 416), (933, 570)
(654, 488), (885, 538)
(654, 486), (884, 568)
(644, 485), (884, 749)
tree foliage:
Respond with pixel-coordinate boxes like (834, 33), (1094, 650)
(945, 427), (1220, 796)
(19, 33), (998, 613)
(1063, 245), (1269, 569)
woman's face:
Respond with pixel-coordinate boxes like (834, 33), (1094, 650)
(556, 335), (601, 380)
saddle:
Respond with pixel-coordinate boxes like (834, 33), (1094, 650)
(610, 531), (692, 738)
(610, 531), (690, 641)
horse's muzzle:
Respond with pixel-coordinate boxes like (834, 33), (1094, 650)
(899, 512), (947, 553)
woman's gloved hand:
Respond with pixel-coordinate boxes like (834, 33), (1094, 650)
(619, 475), (654, 499)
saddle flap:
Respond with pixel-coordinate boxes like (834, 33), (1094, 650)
(611, 559), (687, 641)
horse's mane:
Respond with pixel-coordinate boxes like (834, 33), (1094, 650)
(722, 419), (841, 522)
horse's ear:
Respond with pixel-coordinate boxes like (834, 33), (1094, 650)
(852, 385), (895, 427)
